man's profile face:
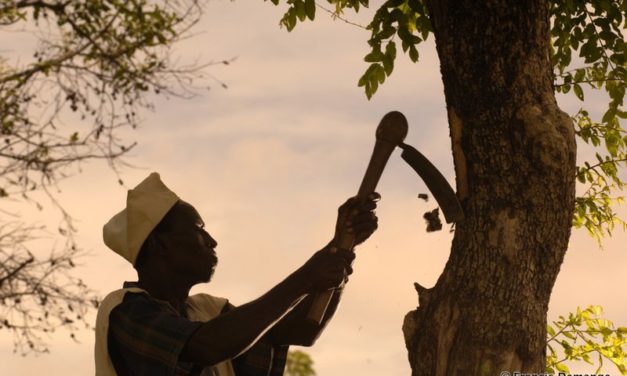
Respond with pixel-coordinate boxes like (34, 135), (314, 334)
(159, 201), (219, 284)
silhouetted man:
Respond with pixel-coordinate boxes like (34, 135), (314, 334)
(95, 173), (379, 375)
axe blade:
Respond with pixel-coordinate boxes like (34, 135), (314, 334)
(399, 143), (464, 224)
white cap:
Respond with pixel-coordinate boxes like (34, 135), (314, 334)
(103, 172), (179, 265)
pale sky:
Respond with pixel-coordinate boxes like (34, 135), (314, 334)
(2, 1), (626, 375)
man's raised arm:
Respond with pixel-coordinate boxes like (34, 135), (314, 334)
(267, 194), (380, 346)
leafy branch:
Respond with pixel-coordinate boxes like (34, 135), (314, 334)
(547, 305), (626, 375)
(0, 0), (227, 353)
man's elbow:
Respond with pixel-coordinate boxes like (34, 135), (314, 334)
(290, 338), (315, 347)
(181, 331), (247, 366)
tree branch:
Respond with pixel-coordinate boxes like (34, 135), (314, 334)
(555, 78), (626, 88)
(0, 7), (120, 85)
(578, 158), (627, 176)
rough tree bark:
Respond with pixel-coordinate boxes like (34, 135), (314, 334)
(402, 1), (577, 375)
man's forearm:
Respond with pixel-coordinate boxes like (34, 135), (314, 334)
(268, 287), (345, 346)
(181, 271), (308, 365)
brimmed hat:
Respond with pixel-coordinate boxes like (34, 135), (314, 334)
(103, 172), (179, 265)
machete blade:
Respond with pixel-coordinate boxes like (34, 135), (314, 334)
(399, 143), (464, 224)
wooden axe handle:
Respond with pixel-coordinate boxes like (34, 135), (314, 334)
(306, 111), (408, 324)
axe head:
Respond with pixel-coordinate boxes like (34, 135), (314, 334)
(399, 143), (464, 224)
(376, 111), (408, 145)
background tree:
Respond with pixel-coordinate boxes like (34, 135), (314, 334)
(286, 350), (317, 376)
(0, 0), (227, 353)
(267, 0), (625, 374)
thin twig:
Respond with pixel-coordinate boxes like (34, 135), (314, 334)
(315, 2), (368, 30)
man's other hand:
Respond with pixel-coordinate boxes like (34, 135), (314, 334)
(297, 247), (355, 293)
(335, 193), (380, 246)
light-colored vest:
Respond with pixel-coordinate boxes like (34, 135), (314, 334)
(94, 287), (235, 376)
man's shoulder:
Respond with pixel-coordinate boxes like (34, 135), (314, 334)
(188, 292), (226, 300)
(188, 293), (228, 306)
(102, 287), (180, 324)
(99, 287), (148, 310)
(187, 293), (230, 319)
(95, 287), (152, 339)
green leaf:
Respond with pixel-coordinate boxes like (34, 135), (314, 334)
(295, 1), (306, 22)
(573, 83), (584, 100)
(358, 73), (368, 87)
(379, 25), (396, 39)
(602, 107), (617, 123)
(408, 45), (419, 62)
(364, 50), (384, 63)
(383, 41), (396, 75)
(416, 16), (432, 40)
(555, 362), (570, 373)
(386, 41), (397, 60)
(304, 0), (315, 21)
(375, 64), (386, 84)
(605, 133), (620, 157)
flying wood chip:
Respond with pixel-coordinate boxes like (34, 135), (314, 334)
(423, 208), (442, 232)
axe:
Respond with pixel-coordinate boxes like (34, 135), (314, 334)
(307, 111), (464, 323)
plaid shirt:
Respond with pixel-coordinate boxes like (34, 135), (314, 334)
(108, 284), (288, 376)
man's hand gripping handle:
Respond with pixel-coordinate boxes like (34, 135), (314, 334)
(306, 111), (408, 324)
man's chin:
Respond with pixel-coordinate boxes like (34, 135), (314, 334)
(200, 264), (217, 283)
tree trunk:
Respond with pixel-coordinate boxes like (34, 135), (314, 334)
(402, 1), (577, 374)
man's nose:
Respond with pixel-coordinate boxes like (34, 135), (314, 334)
(202, 231), (218, 248)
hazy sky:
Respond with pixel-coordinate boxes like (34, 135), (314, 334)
(2, 1), (625, 375)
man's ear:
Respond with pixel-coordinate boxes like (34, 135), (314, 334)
(149, 233), (169, 257)
(139, 233), (168, 264)
(136, 233), (162, 271)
